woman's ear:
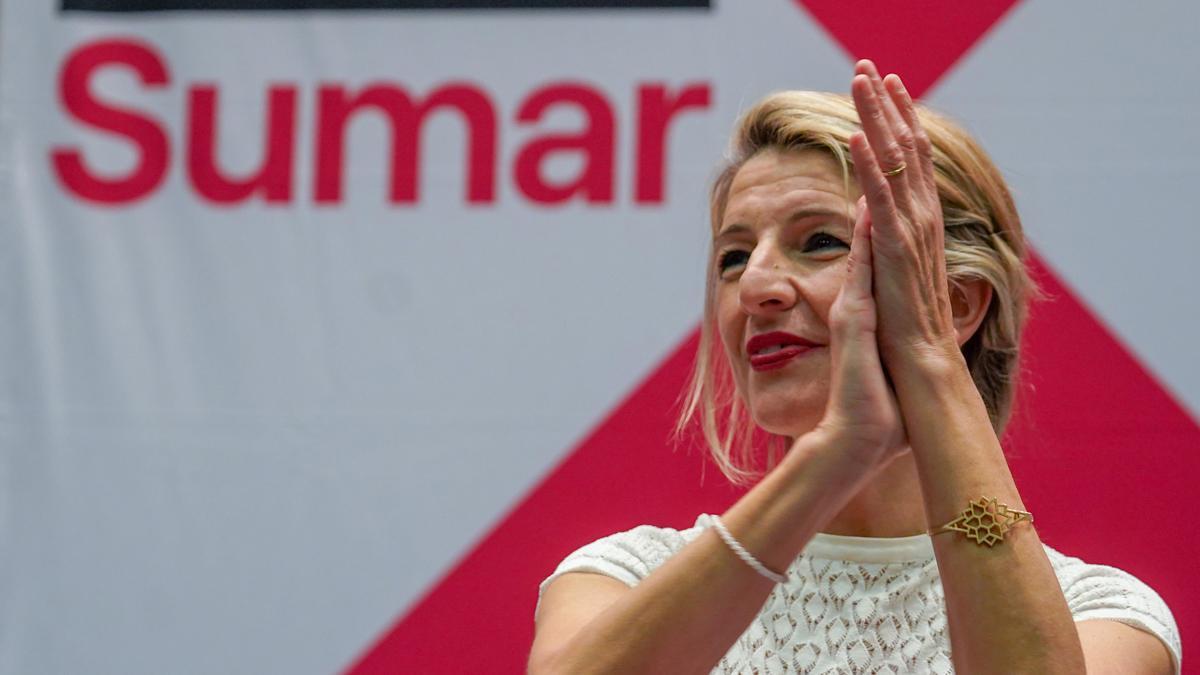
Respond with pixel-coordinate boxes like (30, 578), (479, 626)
(950, 278), (993, 348)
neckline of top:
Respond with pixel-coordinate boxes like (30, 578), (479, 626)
(804, 529), (935, 563)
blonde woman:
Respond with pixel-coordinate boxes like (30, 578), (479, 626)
(528, 60), (1180, 674)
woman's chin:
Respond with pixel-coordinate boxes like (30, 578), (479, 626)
(751, 405), (823, 439)
(742, 379), (827, 437)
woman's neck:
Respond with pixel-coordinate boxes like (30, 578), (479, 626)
(818, 449), (929, 538)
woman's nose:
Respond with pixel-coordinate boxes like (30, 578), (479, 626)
(738, 254), (797, 314)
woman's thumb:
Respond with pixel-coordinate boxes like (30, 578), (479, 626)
(846, 196), (873, 298)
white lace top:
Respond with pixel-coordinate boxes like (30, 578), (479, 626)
(537, 513), (1181, 674)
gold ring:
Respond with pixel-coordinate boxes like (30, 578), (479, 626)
(883, 162), (906, 177)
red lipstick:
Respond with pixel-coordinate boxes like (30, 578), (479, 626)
(746, 331), (821, 372)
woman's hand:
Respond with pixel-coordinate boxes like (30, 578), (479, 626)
(814, 195), (910, 477)
(847, 60), (961, 376)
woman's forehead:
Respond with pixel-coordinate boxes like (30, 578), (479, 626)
(723, 150), (857, 225)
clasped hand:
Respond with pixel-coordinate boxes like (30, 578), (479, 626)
(815, 60), (960, 475)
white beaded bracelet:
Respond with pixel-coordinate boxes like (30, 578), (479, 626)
(710, 515), (788, 584)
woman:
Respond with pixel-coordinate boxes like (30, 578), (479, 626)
(528, 60), (1181, 674)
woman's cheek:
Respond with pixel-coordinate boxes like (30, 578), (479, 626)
(811, 269), (845, 325)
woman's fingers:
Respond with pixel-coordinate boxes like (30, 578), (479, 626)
(832, 196), (876, 335)
(846, 195), (873, 302)
(851, 63), (918, 216)
(883, 73), (937, 201)
(829, 197), (877, 342)
(849, 130), (901, 241)
(857, 61), (912, 163)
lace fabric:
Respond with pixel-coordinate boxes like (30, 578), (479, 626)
(537, 513), (1182, 674)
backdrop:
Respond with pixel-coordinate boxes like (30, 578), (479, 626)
(1, 2), (1195, 674)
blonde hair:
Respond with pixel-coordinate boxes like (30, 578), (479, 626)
(672, 90), (1046, 485)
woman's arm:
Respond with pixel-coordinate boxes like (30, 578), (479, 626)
(528, 428), (874, 675)
(844, 59), (1088, 673)
(895, 355), (1087, 675)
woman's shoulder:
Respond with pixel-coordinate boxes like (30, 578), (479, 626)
(1041, 543), (1182, 673)
(537, 514), (713, 598)
(1041, 543), (1177, 617)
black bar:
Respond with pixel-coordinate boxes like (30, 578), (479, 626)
(63, 0), (709, 11)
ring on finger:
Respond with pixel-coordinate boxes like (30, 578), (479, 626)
(882, 161), (907, 177)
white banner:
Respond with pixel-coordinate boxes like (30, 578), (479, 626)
(1, 2), (1195, 673)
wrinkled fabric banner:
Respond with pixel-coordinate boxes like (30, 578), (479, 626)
(0, 2), (1195, 673)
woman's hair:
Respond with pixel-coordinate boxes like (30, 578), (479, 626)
(672, 90), (1046, 485)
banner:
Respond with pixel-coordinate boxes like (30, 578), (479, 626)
(1, 2), (1194, 672)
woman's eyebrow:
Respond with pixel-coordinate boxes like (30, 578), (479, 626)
(714, 206), (847, 244)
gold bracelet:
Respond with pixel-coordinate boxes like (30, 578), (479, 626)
(927, 496), (1034, 547)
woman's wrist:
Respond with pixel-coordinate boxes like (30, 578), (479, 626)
(783, 427), (887, 498)
(885, 338), (968, 387)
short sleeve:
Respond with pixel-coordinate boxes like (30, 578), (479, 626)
(1046, 547), (1182, 675)
(534, 522), (697, 620)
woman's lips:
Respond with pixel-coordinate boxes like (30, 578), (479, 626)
(749, 346), (818, 371)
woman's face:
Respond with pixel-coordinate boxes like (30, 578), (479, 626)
(714, 148), (860, 438)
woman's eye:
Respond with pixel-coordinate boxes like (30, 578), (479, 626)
(805, 232), (848, 252)
(717, 233), (848, 274)
(717, 250), (749, 272)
